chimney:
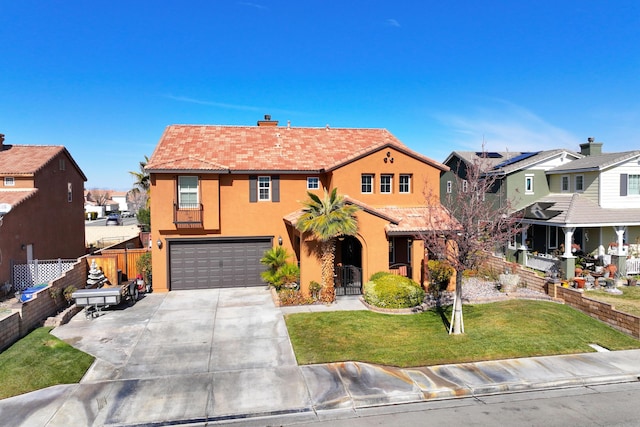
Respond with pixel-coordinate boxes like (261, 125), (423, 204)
(579, 137), (603, 156)
(0, 133), (4, 151)
(257, 114), (278, 127)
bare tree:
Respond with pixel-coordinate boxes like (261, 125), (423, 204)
(87, 189), (111, 207)
(419, 151), (523, 335)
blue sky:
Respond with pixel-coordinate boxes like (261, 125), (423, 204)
(1, 1), (639, 190)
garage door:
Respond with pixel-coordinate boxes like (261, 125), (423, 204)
(169, 238), (272, 290)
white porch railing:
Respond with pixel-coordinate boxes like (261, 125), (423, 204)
(627, 258), (640, 275)
(526, 254), (560, 273)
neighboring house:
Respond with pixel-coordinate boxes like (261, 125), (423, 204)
(146, 118), (453, 294)
(110, 191), (130, 212)
(84, 190), (119, 218)
(441, 149), (582, 215)
(520, 138), (640, 276)
(0, 134), (87, 286)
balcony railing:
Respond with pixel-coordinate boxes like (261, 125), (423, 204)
(174, 203), (203, 228)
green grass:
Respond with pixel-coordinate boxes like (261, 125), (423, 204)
(285, 300), (640, 367)
(0, 327), (94, 399)
(584, 286), (640, 317)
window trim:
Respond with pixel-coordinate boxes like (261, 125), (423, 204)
(4, 177), (14, 186)
(462, 180), (468, 193)
(525, 174), (534, 195)
(306, 176), (319, 190)
(561, 175), (570, 192)
(399, 174), (411, 193)
(361, 174), (374, 194)
(575, 174), (584, 193)
(380, 174), (393, 194)
(628, 174), (640, 196)
(257, 176), (271, 201)
(178, 175), (199, 208)
(67, 182), (72, 203)
(446, 180), (452, 194)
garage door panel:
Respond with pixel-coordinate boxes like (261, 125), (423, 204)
(169, 239), (271, 290)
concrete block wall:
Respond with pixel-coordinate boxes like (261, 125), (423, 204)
(555, 285), (640, 339)
(0, 257), (88, 351)
(0, 312), (20, 352)
(482, 255), (548, 294)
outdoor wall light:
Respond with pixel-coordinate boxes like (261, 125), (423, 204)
(156, 239), (163, 249)
(278, 236), (283, 246)
(20, 244), (25, 251)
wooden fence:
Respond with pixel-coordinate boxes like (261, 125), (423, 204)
(87, 248), (149, 284)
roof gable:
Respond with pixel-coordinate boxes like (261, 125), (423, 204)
(547, 150), (640, 174)
(0, 145), (87, 181)
(147, 125), (447, 173)
(446, 150), (581, 176)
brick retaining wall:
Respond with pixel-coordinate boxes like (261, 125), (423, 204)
(0, 257), (88, 352)
(482, 255), (548, 294)
(555, 285), (640, 339)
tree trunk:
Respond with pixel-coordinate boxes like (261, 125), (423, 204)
(320, 239), (336, 303)
(450, 269), (464, 335)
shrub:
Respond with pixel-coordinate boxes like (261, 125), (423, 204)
(260, 247), (298, 290)
(369, 271), (391, 282)
(309, 281), (322, 299)
(278, 289), (314, 306)
(363, 274), (425, 309)
(427, 260), (454, 284)
(136, 252), (152, 287)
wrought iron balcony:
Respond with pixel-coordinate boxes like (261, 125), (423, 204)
(173, 203), (203, 228)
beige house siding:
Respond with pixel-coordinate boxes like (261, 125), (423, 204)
(601, 160), (640, 208)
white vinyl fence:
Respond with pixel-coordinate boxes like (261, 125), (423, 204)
(11, 259), (77, 291)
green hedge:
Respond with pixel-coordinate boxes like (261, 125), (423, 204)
(363, 273), (425, 309)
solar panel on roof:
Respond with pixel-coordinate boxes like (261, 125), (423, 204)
(494, 151), (540, 169)
(475, 152), (503, 158)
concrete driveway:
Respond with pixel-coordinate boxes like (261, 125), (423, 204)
(54, 287), (298, 381)
(33, 287), (313, 426)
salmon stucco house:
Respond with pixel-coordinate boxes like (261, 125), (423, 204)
(146, 118), (452, 294)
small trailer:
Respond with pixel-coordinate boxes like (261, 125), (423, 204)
(72, 281), (139, 318)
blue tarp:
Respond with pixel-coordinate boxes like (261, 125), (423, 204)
(19, 284), (48, 302)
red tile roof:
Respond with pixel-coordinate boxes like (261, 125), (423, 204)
(284, 198), (458, 235)
(146, 125), (447, 173)
(0, 189), (38, 209)
(0, 145), (65, 175)
(379, 206), (460, 235)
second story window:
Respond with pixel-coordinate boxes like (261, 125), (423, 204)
(258, 176), (271, 201)
(462, 180), (468, 193)
(629, 175), (640, 195)
(446, 180), (452, 194)
(380, 174), (392, 194)
(575, 175), (584, 192)
(525, 175), (534, 194)
(178, 176), (198, 208)
(361, 174), (373, 194)
(4, 177), (14, 186)
(307, 177), (319, 190)
(399, 174), (411, 193)
(67, 182), (72, 202)
(561, 175), (569, 192)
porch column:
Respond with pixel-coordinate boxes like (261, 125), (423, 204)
(614, 226), (626, 256)
(562, 227), (575, 258)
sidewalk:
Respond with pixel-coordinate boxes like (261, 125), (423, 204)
(1, 290), (639, 426)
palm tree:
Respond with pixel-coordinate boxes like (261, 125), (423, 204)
(129, 155), (150, 198)
(296, 188), (359, 302)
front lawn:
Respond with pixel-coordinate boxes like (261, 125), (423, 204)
(0, 327), (94, 399)
(285, 300), (640, 367)
(584, 286), (640, 317)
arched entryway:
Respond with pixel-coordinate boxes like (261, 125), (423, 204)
(335, 235), (363, 296)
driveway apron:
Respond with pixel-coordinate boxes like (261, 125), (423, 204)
(39, 287), (312, 426)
